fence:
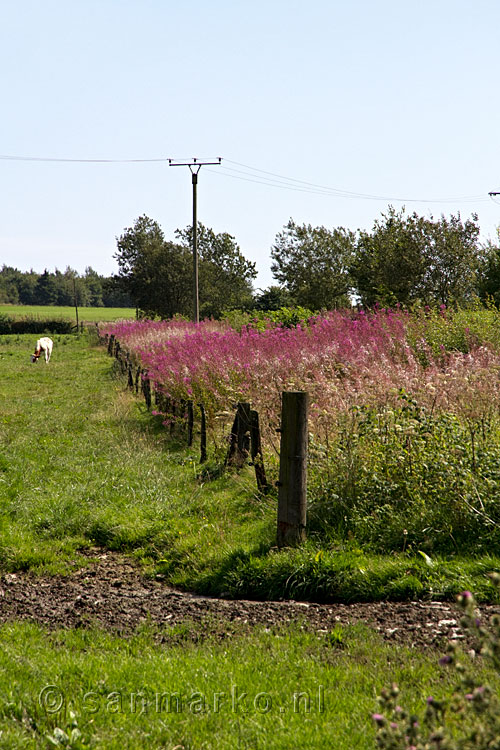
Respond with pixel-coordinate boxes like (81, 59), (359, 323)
(105, 333), (308, 548)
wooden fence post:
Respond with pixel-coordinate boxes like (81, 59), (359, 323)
(226, 402), (251, 468)
(277, 391), (309, 548)
(187, 400), (194, 446)
(250, 409), (269, 494)
(107, 334), (115, 356)
(142, 371), (152, 410)
(170, 400), (176, 434)
(200, 404), (207, 463)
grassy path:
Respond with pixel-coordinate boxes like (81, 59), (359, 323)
(0, 333), (270, 576)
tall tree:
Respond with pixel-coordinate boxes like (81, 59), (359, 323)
(34, 269), (59, 305)
(17, 270), (38, 305)
(114, 215), (192, 318)
(175, 223), (257, 317)
(477, 229), (500, 306)
(0, 266), (21, 303)
(270, 219), (355, 310)
(352, 207), (483, 307)
(84, 267), (104, 307)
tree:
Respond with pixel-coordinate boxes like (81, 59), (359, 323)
(270, 219), (355, 310)
(34, 269), (59, 305)
(0, 266), (21, 304)
(114, 215), (192, 318)
(101, 277), (133, 307)
(477, 229), (500, 306)
(352, 206), (483, 307)
(423, 213), (484, 306)
(84, 267), (104, 307)
(253, 285), (292, 311)
(175, 223), (257, 317)
(17, 270), (38, 305)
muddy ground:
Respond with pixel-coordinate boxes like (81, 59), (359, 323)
(0, 550), (495, 650)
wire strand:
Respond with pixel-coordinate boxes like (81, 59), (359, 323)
(0, 154), (170, 163)
(223, 159), (488, 204)
(0, 152), (491, 204)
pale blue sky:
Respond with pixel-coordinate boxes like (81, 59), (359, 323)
(1, 0), (499, 288)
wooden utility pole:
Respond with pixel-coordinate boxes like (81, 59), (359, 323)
(73, 277), (79, 331)
(168, 158), (222, 323)
(277, 391), (309, 548)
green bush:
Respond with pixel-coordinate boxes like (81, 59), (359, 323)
(406, 303), (500, 363)
(0, 314), (74, 334)
(308, 393), (500, 554)
(222, 306), (316, 331)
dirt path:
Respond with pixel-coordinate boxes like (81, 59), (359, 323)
(0, 551), (493, 650)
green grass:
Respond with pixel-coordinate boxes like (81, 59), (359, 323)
(1, 333), (500, 601)
(0, 305), (135, 322)
(0, 333), (270, 575)
(0, 619), (496, 749)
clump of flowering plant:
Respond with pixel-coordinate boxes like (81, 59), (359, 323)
(372, 576), (500, 749)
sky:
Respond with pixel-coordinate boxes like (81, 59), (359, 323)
(1, 0), (499, 290)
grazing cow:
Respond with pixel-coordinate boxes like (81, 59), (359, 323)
(31, 337), (53, 363)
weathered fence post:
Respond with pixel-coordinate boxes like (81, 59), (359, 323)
(107, 334), (115, 356)
(187, 400), (194, 446)
(170, 400), (177, 434)
(226, 402), (251, 468)
(200, 404), (207, 463)
(142, 371), (152, 410)
(277, 391), (309, 548)
(250, 409), (269, 494)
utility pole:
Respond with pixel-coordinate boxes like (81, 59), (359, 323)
(168, 157), (222, 323)
(73, 276), (79, 331)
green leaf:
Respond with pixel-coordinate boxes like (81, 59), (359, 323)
(418, 550), (434, 568)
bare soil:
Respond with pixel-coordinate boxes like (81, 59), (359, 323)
(0, 550), (494, 650)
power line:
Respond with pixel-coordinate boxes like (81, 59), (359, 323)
(0, 151), (491, 204)
(0, 154), (170, 163)
(220, 159), (489, 204)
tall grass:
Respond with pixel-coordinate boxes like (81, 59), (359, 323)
(101, 307), (500, 559)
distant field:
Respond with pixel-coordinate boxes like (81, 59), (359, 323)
(0, 304), (136, 322)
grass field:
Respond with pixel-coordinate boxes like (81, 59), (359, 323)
(2, 620), (492, 750)
(0, 304), (135, 322)
(1, 332), (500, 747)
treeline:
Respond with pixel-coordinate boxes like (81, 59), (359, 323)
(5, 207), (500, 315)
(271, 208), (500, 309)
(116, 209), (500, 319)
(0, 266), (132, 307)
